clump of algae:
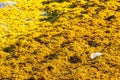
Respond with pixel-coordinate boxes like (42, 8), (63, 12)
(0, 0), (120, 79)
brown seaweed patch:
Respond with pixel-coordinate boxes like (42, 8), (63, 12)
(116, 6), (120, 11)
(105, 30), (110, 33)
(68, 56), (81, 64)
(88, 40), (99, 47)
(60, 41), (72, 48)
(82, 2), (97, 9)
(47, 66), (54, 71)
(34, 35), (49, 44)
(3, 45), (15, 53)
(95, 6), (106, 14)
(99, 0), (109, 3)
(38, 77), (45, 80)
(83, 35), (89, 40)
(42, 0), (69, 4)
(29, 77), (35, 80)
(69, 2), (77, 8)
(44, 53), (58, 60)
(105, 15), (116, 21)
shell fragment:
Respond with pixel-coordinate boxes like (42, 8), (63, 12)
(90, 52), (103, 59)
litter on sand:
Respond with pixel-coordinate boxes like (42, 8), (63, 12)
(90, 52), (103, 59)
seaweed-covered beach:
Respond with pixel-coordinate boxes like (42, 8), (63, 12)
(0, 0), (120, 79)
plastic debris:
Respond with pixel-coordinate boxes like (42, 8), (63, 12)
(0, 1), (17, 8)
(90, 52), (103, 59)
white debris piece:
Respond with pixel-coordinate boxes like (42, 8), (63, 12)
(90, 52), (103, 59)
